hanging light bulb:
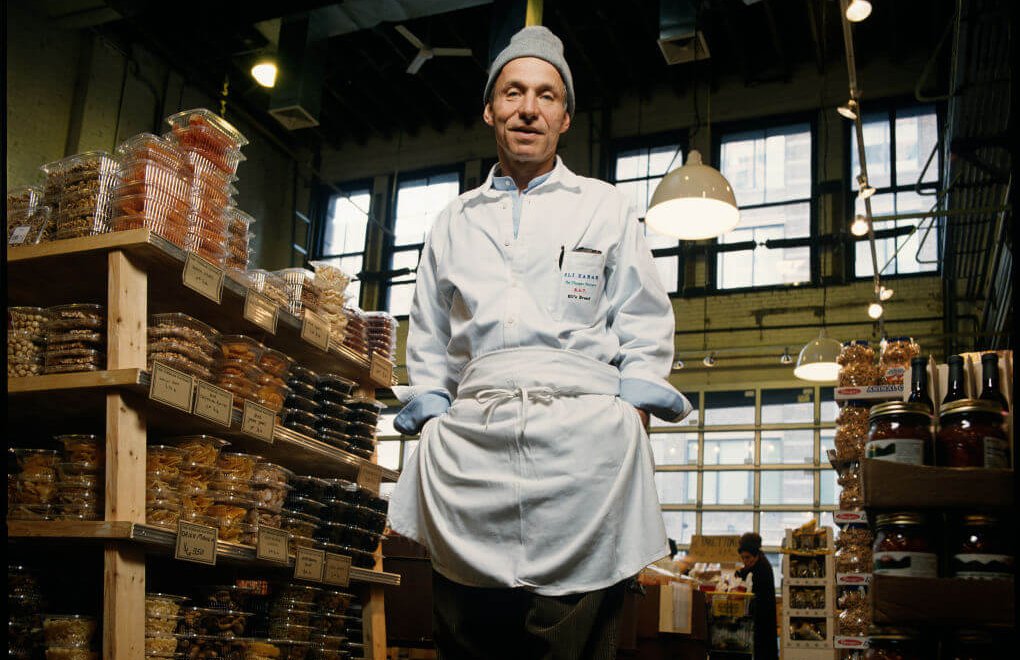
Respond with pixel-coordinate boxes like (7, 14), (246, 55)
(672, 359), (686, 370)
(780, 348), (793, 365)
(879, 286), (894, 301)
(837, 99), (859, 120)
(646, 150), (740, 240)
(703, 353), (717, 367)
(794, 330), (842, 382)
(868, 302), (884, 319)
(251, 60), (278, 88)
(850, 214), (870, 237)
(856, 175), (876, 200)
(845, 0), (873, 23)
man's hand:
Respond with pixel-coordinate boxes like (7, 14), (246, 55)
(636, 408), (650, 428)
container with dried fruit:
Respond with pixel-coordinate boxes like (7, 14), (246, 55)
(216, 452), (261, 481)
(147, 445), (186, 478)
(8, 206), (53, 246)
(166, 108), (249, 175)
(42, 614), (97, 648)
(217, 335), (265, 365)
(163, 435), (229, 467)
(55, 434), (104, 470)
(258, 347), (295, 379)
(178, 606), (253, 637)
(207, 491), (254, 543)
(837, 340), (879, 387)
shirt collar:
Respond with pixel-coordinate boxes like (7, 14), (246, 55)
(472, 156), (582, 200)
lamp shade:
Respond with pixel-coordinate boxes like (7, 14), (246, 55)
(793, 331), (842, 382)
(646, 150), (740, 240)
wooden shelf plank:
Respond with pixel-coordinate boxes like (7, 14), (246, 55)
(7, 522), (401, 586)
(861, 458), (1013, 508)
(7, 369), (144, 393)
(872, 575), (1013, 625)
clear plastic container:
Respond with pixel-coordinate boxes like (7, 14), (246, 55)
(143, 635), (180, 655)
(42, 349), (105, 374)
(7, 502), (58, 519)
(148, 313), (219, 353)
(166, 108), (249, 148)
(214, 372), (258, 402)
(57, 464), (103, 483)
(206, 492), (254, 542)
(252, 461), (294, 487)
(42, 614), (97, 648)
(275, 268), (321, 316)
(114, 193), (190, 226)
(163, 435), (229, 467)
(177, 462), (218, 491)
(255, 381), (291, 412)
(217, 335), (264, 365)
(147, 445), (186, 476)
(247, 269), (290, 308)
(257, 348), (294, 379)
(227, 208), (255, 234)
(177, 606), (253, 637)
(214, 357), (263, 380)
(147, 351), (212, 381)
(47, 304), (105, 331)
(115, 173), (190, 205)
(284, 394), (320, 414)
(116, 132), (185, 167)
(9, 306), (51, 335)
(216, 452), (260, 481)
(56, 434), (104, 469)
(41, 151), (119, 180)
(7, 185), (44, 214)
(148, 338), (215, 367)
(7, 207), (52, 246)
(182, 150), (237, 188)
(8, 329), (45, 361)
(146, 593), (190, 619)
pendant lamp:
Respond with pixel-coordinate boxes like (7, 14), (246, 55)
(794, 329), (842, 382)
(646, 150), (740, 240)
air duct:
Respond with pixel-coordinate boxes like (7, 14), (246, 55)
(269, 15), (325, 130)
(657, 0), (710, 65)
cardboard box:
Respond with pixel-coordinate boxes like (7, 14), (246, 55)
(871, 575), (1014, 625)
(861, 458), (1013, 508)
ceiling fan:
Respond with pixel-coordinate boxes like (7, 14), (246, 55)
(395, 24), (472, 74)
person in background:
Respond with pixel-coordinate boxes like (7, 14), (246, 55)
(736, 532), (778, 660)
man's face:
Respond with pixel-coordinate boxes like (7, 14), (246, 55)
(483, 57), (571, 168)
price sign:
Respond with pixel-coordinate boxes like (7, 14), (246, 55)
(149, 361), (195, 413)
(301, 310), (330, 351)
(244, 289), (279, 333)
(175, 521), (218, 566)
(356, 463), (383, 495)
(323, 552), (352, 587)
(711, 597), (749, 618)
(193, 381), (233, 427)
(242, 400), (276, 443)
(182, 252), (225, 303)
(9, 226), (31, 245)
(256, 526), (290, 564)
(686, 535), (741, 565)
(370, 353), (393, 386)
(294, 546), (325, 582)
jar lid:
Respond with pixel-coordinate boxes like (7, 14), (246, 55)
(875, 512), (928, 527)
(960, 513), (999, 526)
(868, 401), (932, 421)
(939, 399), (1007, 417)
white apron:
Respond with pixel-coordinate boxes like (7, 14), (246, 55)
(388, 347), (669, 596)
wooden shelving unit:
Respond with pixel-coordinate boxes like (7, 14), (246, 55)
(7, 232), (400, 658)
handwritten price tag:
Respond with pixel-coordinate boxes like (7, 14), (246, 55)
(182, 252), (225, 303)
(193, 381), (233, 427)
(323, 552), (352, 587)
(244, 289), (279, 334)
(256, 526), (290, 564)
(175, 521), (218, 565)
(9, 226), (31, 245)
(149, 361), (195, 413)
(294, 546), (325, 582)
(242, 401), (276, 443)
(370, 353), (393, 386)
(301, 310), (331, 351)
(356, 463), (383, 495)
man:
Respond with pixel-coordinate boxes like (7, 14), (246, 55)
(388, 26), (692, 659)
(736, 532), (778, 660)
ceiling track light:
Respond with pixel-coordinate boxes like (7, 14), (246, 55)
(780, 348), (793, 365)
(879, 286), (894, 301)
(867, 302), (884, 319)
(672, 359), (686, 370)
(251, 60), (278, 88)
(845, 0), (873, 23)
(703, 353), (717, 367)
(850, 214), (870, 237)
(837, 99), (859, 120)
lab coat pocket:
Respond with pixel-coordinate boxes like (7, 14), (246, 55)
(554, 250), (606, 324)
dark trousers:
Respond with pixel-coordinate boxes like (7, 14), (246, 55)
(432, 570), (627, 660)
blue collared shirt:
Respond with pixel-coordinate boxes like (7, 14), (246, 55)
(490, 169), (553, 238)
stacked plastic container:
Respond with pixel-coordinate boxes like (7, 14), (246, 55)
(6, 186), (51, 246)
(275, 268), (322, 317)
(365, 312), (398, 364)
(8, 307), (48, 377)
(226, 208), (255, 271)
(246, 269), (290, 309)
(147, 312), (220, 381)
(111, 133), (192, 247)
(43, 304), (106, 374)
(342, 306), (369, 360)
(310, 261), (352, 346)
(40, 151), (120, 240)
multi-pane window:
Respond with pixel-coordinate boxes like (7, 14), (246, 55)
(316, 187), (372, 305)
(612, 142), (685, 294)
(386, 171), (461, 316)
(851, 105), (940, 277)
(718, 123), (813, 289)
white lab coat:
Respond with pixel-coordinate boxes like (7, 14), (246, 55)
(388, 158), (685, 595)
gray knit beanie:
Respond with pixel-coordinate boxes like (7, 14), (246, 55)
(483, 26), (575, 115)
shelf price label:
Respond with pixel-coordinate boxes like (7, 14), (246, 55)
(193, 381), (233, 427)
(182, 252), (225, 303)
(294, 546), (325, 582)
(369, 353), (393, 386)
(175, 521), (218, 566)
(244, 289), (279, 334)
(256, 526), (290, 564)
(301, 310), (330, 351)
(242, 401), (276, 443)
(150, 361), (196, 413)
(356, 463), (383, 495)
(323, 552), (352, 587)
(9, 226), (31, 245)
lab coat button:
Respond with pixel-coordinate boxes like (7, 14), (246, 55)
(505, 318), (515, 326)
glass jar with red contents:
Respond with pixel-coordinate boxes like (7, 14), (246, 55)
(872, 513), (937, 577)
(951, 514), (1013, 580)
(866, 402), (932, 465)
(865, 627), (923, 660)
(936, 399), (1009, 468)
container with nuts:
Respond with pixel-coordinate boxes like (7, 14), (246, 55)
(8, 330), (44, 377)
(837, 340), (879, 387)
(9, 306), (50, 336)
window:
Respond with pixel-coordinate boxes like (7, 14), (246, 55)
(718, 123), (813, 289)
(611, 141), (685, 294)
(386, 171), (461, 316)
(653, 385), (837, 577)
(316, 186), (372, 305)
(851, 105), (940, 277)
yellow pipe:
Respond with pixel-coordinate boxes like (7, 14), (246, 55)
(525, 0), (543, 26)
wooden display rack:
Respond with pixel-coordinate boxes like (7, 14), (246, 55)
(781, 527), (837, 660)
(7, 231), (401, 658)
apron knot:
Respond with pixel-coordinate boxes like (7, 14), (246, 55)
(476, 386), (561, 433)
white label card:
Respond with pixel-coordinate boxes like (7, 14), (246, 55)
(244, 289), (279, 333)
(242, 400), (276, 442)
(256, 526), (290, 564)
(294, 546), (325, 582)
(301, 310), (330, 351)
(369, 353), (393, 387)
(9, 226), (31, 245)
(175, 521), (218, 565)
(149, 361), (195, 413)
(193, 381), (233, 427)
(182, 252), (225, 303)
(323, 552), (352, 587)
(357, 463), (383, 495)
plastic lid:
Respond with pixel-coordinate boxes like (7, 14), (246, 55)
(868, 401), (932, 421)
(166, 108), (248, 147)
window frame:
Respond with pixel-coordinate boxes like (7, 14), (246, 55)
(311, 179), (375, 307)
(708, 112), (820, 293)
(382, 165), (465, 317)
(608, 131), (689, 295)
(845, 100), (944, 280)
